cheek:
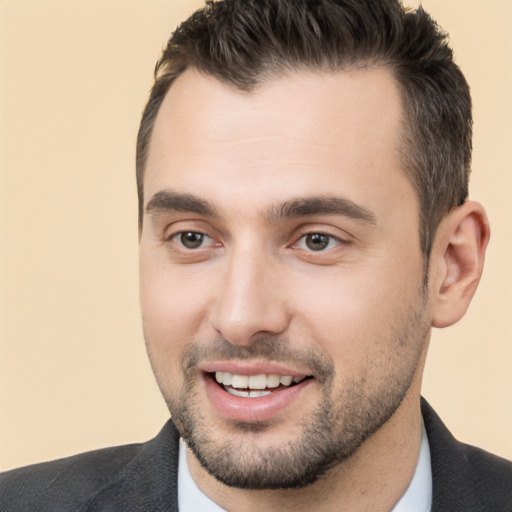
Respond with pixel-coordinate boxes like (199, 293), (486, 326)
(139, 254), (216, 365)
(293, 259), (424, 365)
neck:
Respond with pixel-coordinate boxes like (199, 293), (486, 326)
(186, 387), (425, 512)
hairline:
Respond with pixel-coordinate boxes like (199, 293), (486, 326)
(139, 63), (418, 194)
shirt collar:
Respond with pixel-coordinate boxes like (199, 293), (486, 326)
(391, 421), (432, 512)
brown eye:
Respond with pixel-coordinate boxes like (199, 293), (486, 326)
(179, 232), (206, 249)
(304, 233), (331, 251)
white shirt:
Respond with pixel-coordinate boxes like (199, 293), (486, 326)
(178, 424), (432, 512)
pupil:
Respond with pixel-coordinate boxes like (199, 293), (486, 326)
(181, 232), (203, 249)
(306, 233), (329, 251)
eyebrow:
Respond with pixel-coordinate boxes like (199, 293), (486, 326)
(146, 190), (376, 226)
(145, 190), (220, 218)
(266, 196), (377, 225)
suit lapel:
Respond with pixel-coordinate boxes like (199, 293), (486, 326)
(422, 398), (479, 512)
(84, 420), (180, 512)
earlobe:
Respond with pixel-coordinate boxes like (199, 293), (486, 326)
(430, 201), (490, 328)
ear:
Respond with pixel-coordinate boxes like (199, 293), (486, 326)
(430, 201), (490, 328)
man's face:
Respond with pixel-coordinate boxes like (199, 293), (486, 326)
(139, 68), (431, 488)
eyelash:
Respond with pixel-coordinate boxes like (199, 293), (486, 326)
(292, 231), (344, 252)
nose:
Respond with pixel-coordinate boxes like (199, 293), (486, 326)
(209, 246), (290, 346)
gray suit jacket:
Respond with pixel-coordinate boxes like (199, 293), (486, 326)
(1, 399), (511, 511)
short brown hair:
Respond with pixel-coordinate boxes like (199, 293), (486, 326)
(136, 0), (471, 256)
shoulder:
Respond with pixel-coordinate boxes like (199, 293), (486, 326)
(0, 421), (180, 512)
(421, 397), (512, 511)
(0, 444), (144, 511)
(458, 441), (512, 501)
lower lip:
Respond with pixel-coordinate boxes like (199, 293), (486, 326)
(203, 374), (312, 423)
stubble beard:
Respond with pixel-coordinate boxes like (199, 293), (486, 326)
(150, 292), (430, 490)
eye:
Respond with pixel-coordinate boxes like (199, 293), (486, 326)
(173, 231), (213, 249)
(296, 233), (340, 251)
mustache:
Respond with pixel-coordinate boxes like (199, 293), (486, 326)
(181, 335), (335, 384)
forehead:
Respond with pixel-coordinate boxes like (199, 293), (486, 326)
(143, 67), (412, 220)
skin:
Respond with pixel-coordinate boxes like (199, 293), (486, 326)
(139, 68), (489, 511)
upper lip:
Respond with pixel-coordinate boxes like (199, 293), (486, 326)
(201, 360), (311, 378)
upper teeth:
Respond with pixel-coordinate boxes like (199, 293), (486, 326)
(215, 372), (304, 389)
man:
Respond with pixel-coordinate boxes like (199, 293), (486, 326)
(1, 0), (511, 510)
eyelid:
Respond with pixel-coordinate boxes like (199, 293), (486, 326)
(166, 228), (207, 241)
(162, 218), (219, 241)
(289, 223), (351, 245)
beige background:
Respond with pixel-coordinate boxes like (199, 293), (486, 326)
(1, 0), (511, 472)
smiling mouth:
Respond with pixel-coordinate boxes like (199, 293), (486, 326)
(211, 371), (311, 398)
